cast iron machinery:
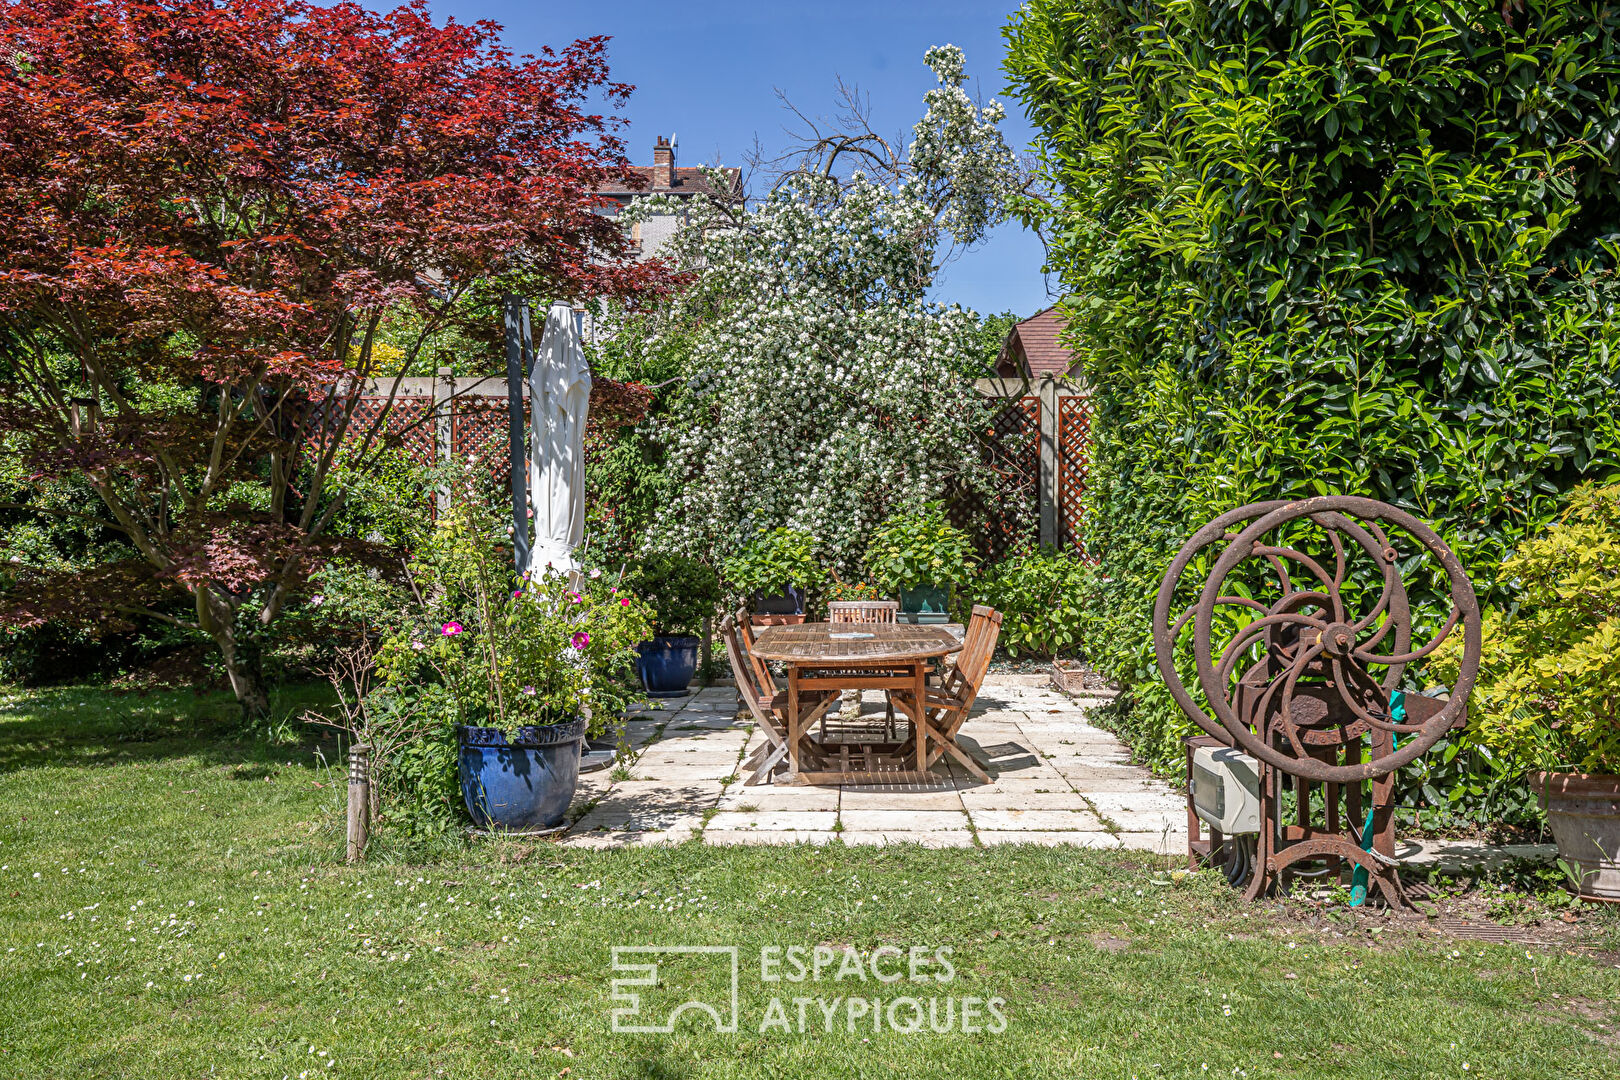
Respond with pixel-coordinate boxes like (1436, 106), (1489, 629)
(1152, 497), (1482, 908)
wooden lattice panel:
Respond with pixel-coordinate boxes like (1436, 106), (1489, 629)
(451, 399), (521, 484)
(950, 396), (1039, 561)
(348, 396), (436, 468)
(1057, 394), (1094, 552)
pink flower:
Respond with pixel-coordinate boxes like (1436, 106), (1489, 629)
(569, 591), (582, 604)
(619, 597), (631, 607)
(512, 589), (522, 599)
(521, 686), (536, 696)
(410, 641), (425, 652)
(440, 622), (463, 637)
(570, 631), (590, 650)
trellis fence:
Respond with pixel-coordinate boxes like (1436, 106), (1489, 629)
(344, 367), (1091, 559)
(948, 375), (1093, 560)
(346, 368), (648, 511)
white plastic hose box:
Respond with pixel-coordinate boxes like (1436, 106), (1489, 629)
(1190, 745), (1261, 835)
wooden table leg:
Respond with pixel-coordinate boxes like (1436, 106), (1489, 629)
(787, 664), (801, 777)
(912, 660), (926, 775)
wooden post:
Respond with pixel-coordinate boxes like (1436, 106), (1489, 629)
(1038, 373), (1059, 548)
(347, 743), (371, 864)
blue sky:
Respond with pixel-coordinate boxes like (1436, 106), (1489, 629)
(426, 0), (1054, 319)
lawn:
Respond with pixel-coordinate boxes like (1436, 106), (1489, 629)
(2, 684), (1618, 1080)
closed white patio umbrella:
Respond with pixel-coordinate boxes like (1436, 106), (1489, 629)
(526, 301), (591, 575)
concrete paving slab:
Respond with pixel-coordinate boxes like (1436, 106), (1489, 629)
(839, 831), (975, 848)
(716, 787), (839, 812)
(840, 809), (970, 832)
(976, 830), (1121, 848)
(959, 790), (1097, 812)
(704, 830), (836, 846)
(967, 808), (1106, 832)
(628, 764), (738, 782)
(838, 789), (966, 811)
(1116, 830), (1187, 855)
(634, 751), (743, 767)
(706, 810), (838, 832)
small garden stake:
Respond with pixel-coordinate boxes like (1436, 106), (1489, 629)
(347, 743), (372, 864)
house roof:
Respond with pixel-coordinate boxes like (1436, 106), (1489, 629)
(998, 306), (1074, 379)
(597, 166), (743, 200)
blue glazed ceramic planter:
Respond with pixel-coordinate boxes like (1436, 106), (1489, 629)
(458, 718), (586, 831)
(636, 634), (700, 698)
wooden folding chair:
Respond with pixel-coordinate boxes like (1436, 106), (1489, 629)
(720, 613), (836, 785)
(827, 600), (899, 624)
(890, 605), (1002, 783)
(827, 600), (901, 738)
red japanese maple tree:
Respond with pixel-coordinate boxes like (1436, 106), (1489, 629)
(0, 0), (665, 715)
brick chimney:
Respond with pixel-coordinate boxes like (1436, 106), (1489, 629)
(652, 135), (673, 189)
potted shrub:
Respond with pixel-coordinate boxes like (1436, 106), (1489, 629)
(623, 552), (721, 697)
(380, 500), (652, 832)
(723, 526), (825, 619)
(865, 503), (977, 624)
(976, 545), (1090, 658)
(1432, 483), (1620, 900)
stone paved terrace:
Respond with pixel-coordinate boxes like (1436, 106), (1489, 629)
(559, 673), (1190, 852)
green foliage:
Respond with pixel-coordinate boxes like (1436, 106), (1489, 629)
(722, 527), (826, 599)
(376, 494), (653, 738)
(620, 552), (721, 637)
(975, 309), (1023, 375)
(865, 503), (978, 593)
(1390, 732), (1544, 833)
(1005, 0), (1620, 790)
(1433, 483), (1620, 774)
(975, 546), (1090, 658)
(582, 302), (691, 563)
(826, 577), (882, 603)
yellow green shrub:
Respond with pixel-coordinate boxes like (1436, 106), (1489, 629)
(1433, 484), (1620, 775)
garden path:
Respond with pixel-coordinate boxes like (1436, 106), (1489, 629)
(560, 673), (1189, 852)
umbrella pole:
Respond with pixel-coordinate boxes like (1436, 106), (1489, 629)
(502, 294), (531, 574)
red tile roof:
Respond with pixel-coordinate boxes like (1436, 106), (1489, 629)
(998, 306), (1074, 378)
(597, 165), (742, 199)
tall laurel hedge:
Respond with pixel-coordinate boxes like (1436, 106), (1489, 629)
(1005, 0), (1620, 774)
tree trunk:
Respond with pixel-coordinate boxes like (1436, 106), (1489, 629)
(197, 591), (271, 721)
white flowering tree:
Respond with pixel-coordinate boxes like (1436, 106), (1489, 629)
(620, 46), (1024, 571)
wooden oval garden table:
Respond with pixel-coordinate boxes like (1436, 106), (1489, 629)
(749, 622), (962, 785)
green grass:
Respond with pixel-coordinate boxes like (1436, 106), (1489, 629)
(2, 684), (1619, 1079)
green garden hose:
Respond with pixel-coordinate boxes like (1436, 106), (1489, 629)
(1350, 689), (1405, 907)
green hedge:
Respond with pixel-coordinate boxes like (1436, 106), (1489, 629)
(1005, 0), (1620, 790)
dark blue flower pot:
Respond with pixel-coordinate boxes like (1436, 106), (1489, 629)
(899, 584), (951, 624)
(458, 718), (586, 832)
(753, 586), (806, 616)
(636, 634), (700, 698)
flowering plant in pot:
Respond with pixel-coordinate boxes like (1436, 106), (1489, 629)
(865, 502), (977, 624)
(1432, 482), (1620, 899)
(377, 498), (652, 831)
(722, 526), (825, 618)
(621, 551), (721, 697)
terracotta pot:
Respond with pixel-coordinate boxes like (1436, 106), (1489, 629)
(1530, 771), (1620, 901)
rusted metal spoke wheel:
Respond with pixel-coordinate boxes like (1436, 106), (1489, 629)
(1156, 496), (1480, 785)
